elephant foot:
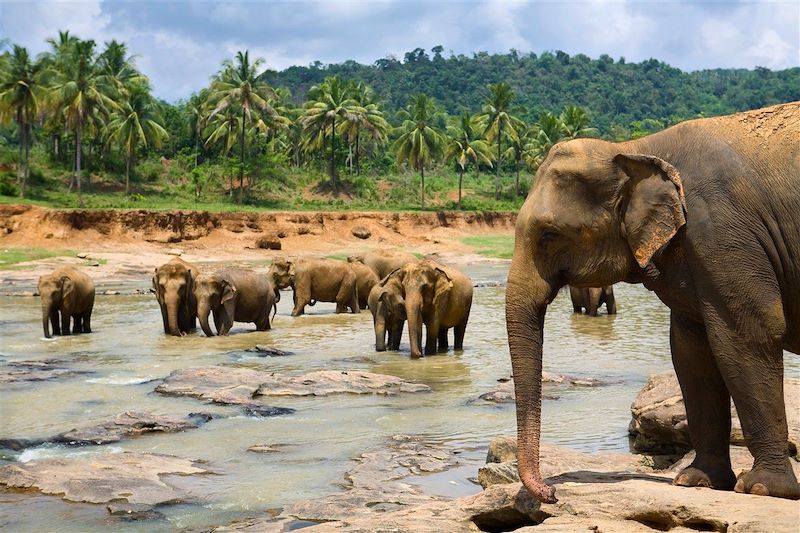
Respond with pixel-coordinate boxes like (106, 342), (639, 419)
(734, 466), (800, 499)
(410, 352), (423, 359)
(674, 464), (735, 491)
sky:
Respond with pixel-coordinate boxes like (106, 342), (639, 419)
(1, 0), (798, 102)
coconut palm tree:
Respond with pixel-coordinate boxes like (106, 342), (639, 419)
(560, 105), (596, 139)
(207, 50), (279, 203)
(186, 89), (209, 167)
(0, 45), (46, 197)
(337, 81), (389, 175)
(302, 75), (358, 192)
(106, 81), (168, 194)
(204, 105), (242, 198)
(392, 93), (445, 208)
(446, 112), (492, 208)
(478, 82), (524, 199)
(47, 38), (118, 207)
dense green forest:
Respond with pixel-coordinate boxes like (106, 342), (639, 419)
(1, 35), (797, 211)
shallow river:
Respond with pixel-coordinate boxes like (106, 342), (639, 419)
(1, 262), (797, 532)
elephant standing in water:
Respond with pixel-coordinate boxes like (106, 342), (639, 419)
(349, 261), (379, 310)
(153, 257), (198, 336)
(38, 266), (95, 338)
(347, 249), (418, 279)
(193, 268), (276, 336)
(368, 272), (406, 351)
(569, 285), (616, 316)
(506, 102), (800, 503)
(389, 259), (473, 358)
(269, 257), (359, 316)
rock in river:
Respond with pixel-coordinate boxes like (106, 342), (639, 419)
(477, 372), (608, 403)
(0, 452), (209, 511)
(0, 359), (91, 384)
(54, 410), (203, 445)
(629, 372), (800, 458)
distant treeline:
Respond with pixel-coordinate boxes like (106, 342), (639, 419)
(263, 48), (800, 137)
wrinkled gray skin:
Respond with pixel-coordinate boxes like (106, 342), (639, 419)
(194, 268), (276, 336)
(350, 261), (380, 309)
(507, 102), (800, 504)
(347, 249), (418, 279)
(153, 257), (198, 336)
(569, 285), (616, 316)
(38, 266), (95, 338)
(368, 272), (406, 351)
(391, 259), (473, 359)
(269, 257), (359, 316)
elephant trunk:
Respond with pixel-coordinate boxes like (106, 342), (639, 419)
(41, 303), (52, 338)
(506, 252), (557, 504)
(166, 298), (182, 336)
(405, 295), (424, 358)
(197, 302), (215, 337)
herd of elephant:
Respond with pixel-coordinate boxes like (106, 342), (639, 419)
(36, 249), (479, 359)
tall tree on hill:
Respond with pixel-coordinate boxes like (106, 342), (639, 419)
(478, 82), (524, 199)
(446, 111), (492, 209)
(47, 38), (118, 207)
(106, 80), (168, 194)
(339, 81), (389, 175)
(208, 50), (279, 203)
(393, 93), (445, 208)
(204, 104), (241, 198)
(0, 45), (46, 197)
(302, 75), (358, 192)
(560, 105), (595, 139)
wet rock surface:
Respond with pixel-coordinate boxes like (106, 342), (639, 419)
(156, 366), (430, 411)
(0, 452), (209, 511)
(0, 359), (91, 384)
(477, 372), (609, 403)
(629, 372), (800, 458)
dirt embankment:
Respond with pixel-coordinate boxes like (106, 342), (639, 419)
(0, 205), (516, 284)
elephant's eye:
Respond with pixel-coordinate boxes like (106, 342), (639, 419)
(539, 228), (559, 245)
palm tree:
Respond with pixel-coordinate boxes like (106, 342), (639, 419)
(47, 38), (118, 207)
(97, 40), (142, 91)
(41, 31), (78, 161)
(478, 82), (524, 199)
(446, 112), (492, 208)
(207, 50), (278, 203)
(302, 75), (358, 193)
(186, 89), (209, 167)
(204, 105), (242, 198)
(392, 93), (445, 208)
(560, 105), (596, 139)
(106, 81), (168, 194)
(523, 112), (566, 173)
(0, 45), (45, 197)
(503, 123), (531, 197)
(338, 81), (389, 175)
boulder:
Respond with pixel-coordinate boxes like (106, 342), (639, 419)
(351, 225), (371, 239)
(53, 411), (201, 445)
(255, 234), (282, 250)
(629, 372), (800, 459)
(0, 452), (209, 511)
(166, 248), (183, 256)
(486, 435), (517, 463)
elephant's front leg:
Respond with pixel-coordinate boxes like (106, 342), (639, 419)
(437, 328), (449, 352)
(670, 312), (735, 491)
(60, 311), (71, 336)
(82, 311), (92, 333)
(389, 319), (404, 350)
(50, 309), (61, 336)
(72, 314), (83, 334)
(424, 321), (439, 356)
(291, 280), (310, 316)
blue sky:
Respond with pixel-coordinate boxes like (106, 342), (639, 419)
(1, 1), (798, 102)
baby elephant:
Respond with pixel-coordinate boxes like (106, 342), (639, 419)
(368, 273), (407, 351)
(569, 285), (616, 316)
(38, 266), (95, 338)
(193, 268), (276, 336)
(269, 257), (359, 316)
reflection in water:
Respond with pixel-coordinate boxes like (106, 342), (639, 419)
(0, 265), (797, 532)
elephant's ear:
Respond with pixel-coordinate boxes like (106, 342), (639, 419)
(614, 153), (687, 268)
(61, 276), (75, 308)
(380, 268), (402, 286)
(221, 279), (237, 304)
(433, 268), (454, 313)
(152, 276), (163, 304)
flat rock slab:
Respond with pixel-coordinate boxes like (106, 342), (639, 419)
(0, 359), (91, 384)
(0, 452), (209, 509)
(478, 372), (609, 403)
(54, 411), (202, 445)
(156, 366), (430, 412)
(629, 372), (800, 458)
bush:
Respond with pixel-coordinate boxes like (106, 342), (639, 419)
(0, 173), (19, 197)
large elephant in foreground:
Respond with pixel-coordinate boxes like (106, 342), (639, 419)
(269, 257), (359, 316)
(390, 259), (473, 358)
(368, 273), (406, 351)
(569, 285), (616, 316)
(347, 249), (418, 279)
(38, 266), (95, 338)
(193, 268), (276, 336)
(153, 257), (198, 336)
(506, 102), (800, 503)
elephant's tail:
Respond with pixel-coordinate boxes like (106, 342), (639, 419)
(272, 302), (278, 320)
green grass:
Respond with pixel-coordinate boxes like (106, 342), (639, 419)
(0, 247), (76, 270)
(461, 235), (515, 259)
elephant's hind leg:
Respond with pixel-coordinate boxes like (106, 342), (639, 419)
(454, 323), (467, 351)
(82, 312), (92, 333)
(61, 312), (71, 336)
(72, 314), (83, 334)
(670, 313), (736, 491)
(437, 329), (449, 352)
(50, 309), (61, 336)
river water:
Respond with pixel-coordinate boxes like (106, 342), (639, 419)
(0, 262), (797, 532)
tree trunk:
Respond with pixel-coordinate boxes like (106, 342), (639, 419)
(495, 124), (502, 200)
(16, 114), (23, 185)
(515, 164), (521, 196)
(125, 155), (131, 195)
(458, 167), (464, 209)
(420, 164), (425, 208)
(75, 123), (84, 208)
(330, 118), (338, 194)
(355, 128), (361, 175)
(238, 108), (246, 204)
(22, 123), (30, 197)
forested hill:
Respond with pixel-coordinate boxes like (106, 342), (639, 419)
(262, 48), (800, 137)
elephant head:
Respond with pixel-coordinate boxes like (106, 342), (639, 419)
(400, 260), (455, 359)
(153, 259), (194, 336)
(268, 257), (295, 290)
(38, 273), (73, 338)
(370, 270), (406, 351)
(507, 139), (686, 503)
(193, 272), (237, 337)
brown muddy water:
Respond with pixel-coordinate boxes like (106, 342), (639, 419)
(0, 262), (797, 532)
